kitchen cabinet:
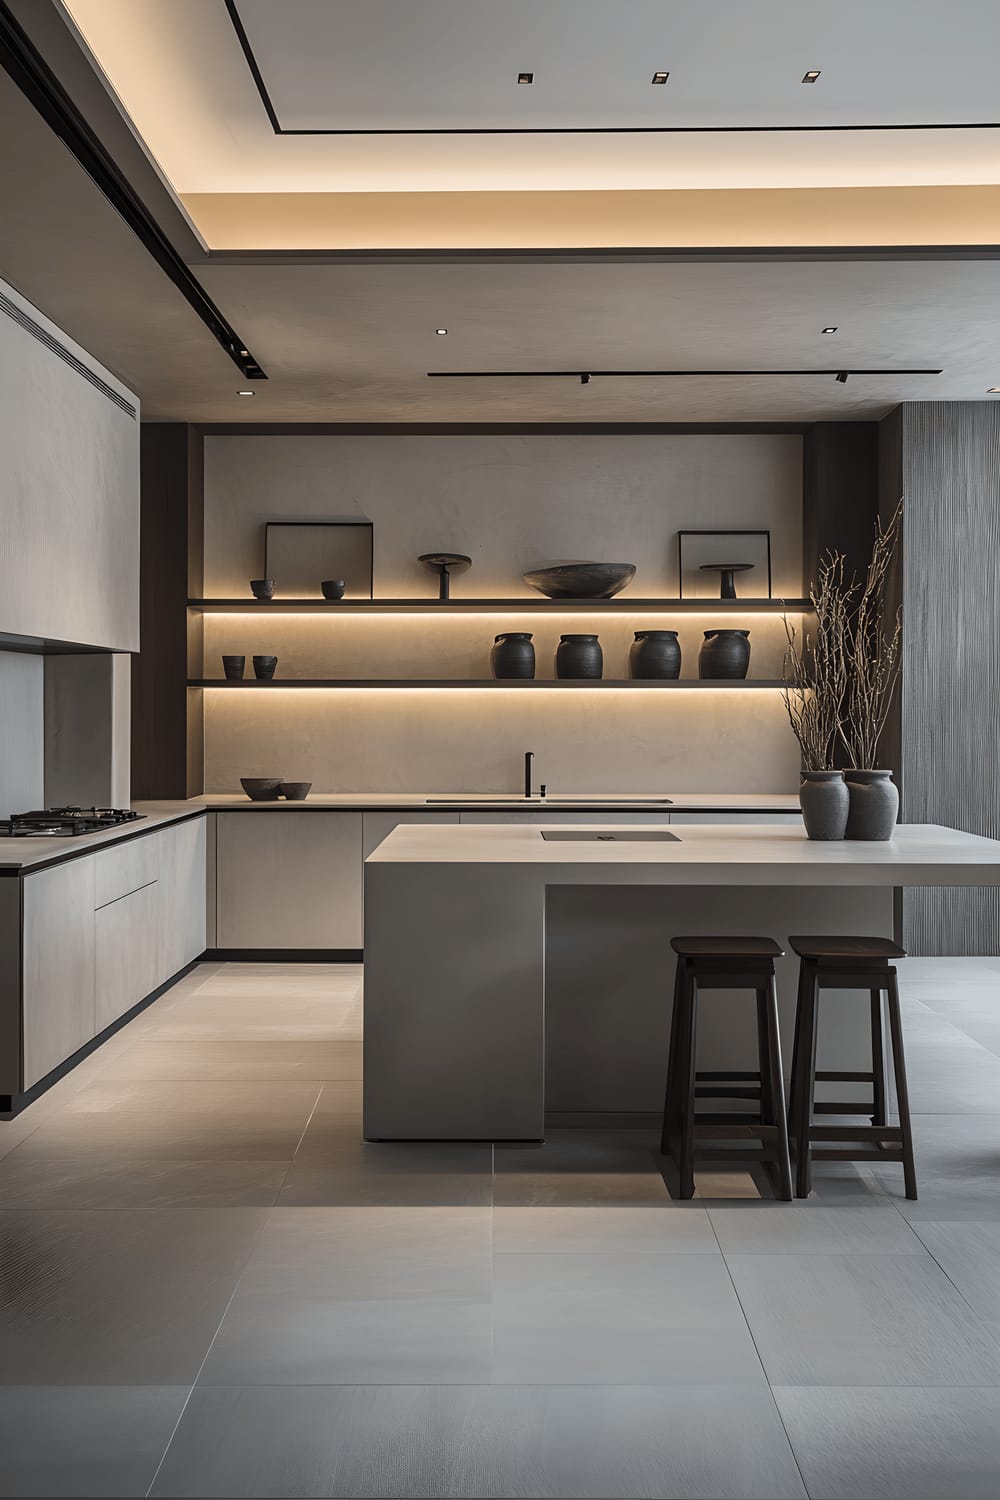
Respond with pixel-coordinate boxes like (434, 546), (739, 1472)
(22, 855), (95, 1090)
(156, 816), (207, 983)
(94, 881), (160, 1033)
(217, 810), (363, 949)
(93, 831), (158, 908)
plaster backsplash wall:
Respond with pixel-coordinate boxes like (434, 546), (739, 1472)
(201, 433), (803, 792)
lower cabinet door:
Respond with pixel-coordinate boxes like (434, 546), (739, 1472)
(217, 811), (363, 949)
(94, 882), (160, 1034)
(22, 856), (96, 1090)
(157, 816), (207, 983)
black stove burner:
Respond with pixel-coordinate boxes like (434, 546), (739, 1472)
(0, 807), (146, 838)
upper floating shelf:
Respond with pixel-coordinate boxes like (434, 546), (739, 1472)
(189, 678), (787, 690)
(188, 597), (813, 614)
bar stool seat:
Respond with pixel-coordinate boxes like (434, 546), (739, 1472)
(787, 934), (917, 1199)
(660, 935), (793, 1201)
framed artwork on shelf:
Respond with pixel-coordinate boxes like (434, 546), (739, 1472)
(263, 521), (374, 598)
(677, 529), (772, 600)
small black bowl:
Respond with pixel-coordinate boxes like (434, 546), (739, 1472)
(321, 579), (346, 600)
(250, 579), (276, 600)
(253, 655), (278, 680)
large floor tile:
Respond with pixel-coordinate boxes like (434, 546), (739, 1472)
(727, 1250), (1000, 1386)
(494, 1129), (671, 1207)
(201, 1294), (493, 1385)
(492, 1251), (764, 1385)
(152, 1383), (806, 1498)
(709, 1202), (924, 1255)
(774, 1385), (1000, 1500)
(7, 1082), (322, 1161)
(911, 1220), (1000, 1322)
(231, 1206), (493, 1299)
(0, 1154), (286, 1209)
(101, 1039), (362, 1082)
(147, 993), (362, 1041)
(0, 1386), (186, 1498)
(278, 1141), (492, 1206)
(492, 1205), (717, 1254)
(0, 1209), (266, 1383)
(874, 1114), (1000, 1219)
(289, 1081), (364, 1152)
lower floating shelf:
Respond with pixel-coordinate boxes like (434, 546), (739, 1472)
(189, 678), (786, 689)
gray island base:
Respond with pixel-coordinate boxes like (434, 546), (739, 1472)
(363, 822), (1000, 1141)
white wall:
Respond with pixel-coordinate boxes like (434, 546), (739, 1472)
(202, 432), (803, 793)
(0, 276), (140, 651)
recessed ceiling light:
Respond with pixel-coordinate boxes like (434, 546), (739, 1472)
(580, 373), (592, 384)
(651, 70), (669, 85)
(435, 328), (448, 336)
(835, 371), (849, 384)
(821, 326), (838, 334)
(517, 71), (533, 85)
(988, 387), (1000, 393)
(802, 70), (821, 83)
(237, 389), (255, 396)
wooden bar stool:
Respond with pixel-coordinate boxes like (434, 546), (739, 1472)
(787, 935), (917, 1200)
(660, 936), (793, 1201)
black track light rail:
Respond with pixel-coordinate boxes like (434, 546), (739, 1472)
(0, 0), (267, 381)
(428, 368), (943, 378)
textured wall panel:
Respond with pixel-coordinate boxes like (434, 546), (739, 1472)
(898, 402), (1000, 955)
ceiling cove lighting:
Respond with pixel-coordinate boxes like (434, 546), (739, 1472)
(428, 367), (944, 380)
(517, 72), (534, 85)
(651, 71), (670, 85)
(821, 326), (838, 334)
(802, 70), (822, 83)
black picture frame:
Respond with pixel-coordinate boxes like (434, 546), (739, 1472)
(263, 521), (374, 598)
(677, 529), (773, 599)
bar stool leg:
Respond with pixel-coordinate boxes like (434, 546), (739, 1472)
(763, 972), (794, 1201)
(676, 969), (699, 1199)
(885, 971), (918, 1200)
(755, 988), (774, 1125)
(791, 963), (820, 1198)
(661, 956), (685, 1157)
(870, 989), (888, 1128)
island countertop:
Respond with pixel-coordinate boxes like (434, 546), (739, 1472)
(365, 820), (1000, 885)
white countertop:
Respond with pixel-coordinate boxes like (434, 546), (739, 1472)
(0, 792), (800, 872)
(365, 821), (1000, 887)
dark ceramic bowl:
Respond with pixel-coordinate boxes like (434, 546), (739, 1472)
(522, 562), (636, 600)
(222, 655), (246, 680)
(240, 777), (284, 801)
(250, 579), (276, 599)
(281, 782), (312, 801)
(321, 580), (346, 600)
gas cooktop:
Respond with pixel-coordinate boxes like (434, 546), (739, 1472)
(0, 807), (146, 838)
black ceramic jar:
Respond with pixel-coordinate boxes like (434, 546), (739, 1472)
(253, 655), (278, 680)
(556, 634), (603, 679)
(698, 629), (750, 679)
(491, 632), (535, 679)
(629, 630), (681, 680)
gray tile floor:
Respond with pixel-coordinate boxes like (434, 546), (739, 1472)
(1, 957), (1000, 1497)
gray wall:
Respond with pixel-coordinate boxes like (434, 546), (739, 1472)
(0, 651), (44, 811)
(201, 432), (804, 793)
(0, 275), (140, 651)
(886, 402), (1000, 954)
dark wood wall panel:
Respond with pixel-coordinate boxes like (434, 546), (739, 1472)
(894, 402), (1000, 954)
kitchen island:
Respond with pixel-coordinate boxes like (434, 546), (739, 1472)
(363, 821), (1000, 1140)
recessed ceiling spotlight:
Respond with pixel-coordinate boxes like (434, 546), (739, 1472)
(651, 70), (669, 85)
(802, 70), (821, 83)
(239, 349), (249, 357)
(237, 389), (255, 396)
(835, 371), (849, 384)
(517, 71), (534, 85)
(580, 373), (592, 384)
(435, 328), (448, 335)
(821, 326), (838, 334)
(988, 386), (1000, 393)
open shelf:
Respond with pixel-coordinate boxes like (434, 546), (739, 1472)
(188, 597), (812, 615)
(189, 678), (787, 690)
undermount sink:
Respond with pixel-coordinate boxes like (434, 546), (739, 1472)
(423, 795), (673, 806)
(540, 829), (681, 841)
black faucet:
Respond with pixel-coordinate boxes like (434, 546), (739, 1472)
(524, 750), (534, 799)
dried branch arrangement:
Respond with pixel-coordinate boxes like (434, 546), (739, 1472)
(839, 499), (903, 769)
(782, 554), (853, 771)
(783, 500), (903, 771)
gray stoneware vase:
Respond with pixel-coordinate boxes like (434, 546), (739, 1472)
(629, 630), (681, 679)
(844, 769), (899, 840)
(698, 629), (750, 679)
(556, 634), (603, 679)
(491, 632), (535, 679)
(799, 770), (849, 840)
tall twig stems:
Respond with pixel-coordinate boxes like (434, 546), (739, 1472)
(782, 554), (854, 771)
(839, 499), (903, 769)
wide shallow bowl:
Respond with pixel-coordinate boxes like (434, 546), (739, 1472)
(522, 562), (636, 600)
(281, 781), (312, 801)
(240, 777), (284, 801)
